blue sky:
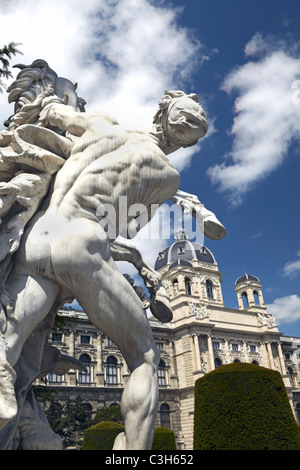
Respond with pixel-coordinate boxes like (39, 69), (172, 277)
(1, 0), (300, 336)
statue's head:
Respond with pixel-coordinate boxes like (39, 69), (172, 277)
(4, 59), (86, 128)
(153, 90), (208, 151)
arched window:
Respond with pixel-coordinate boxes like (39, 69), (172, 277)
(242, 292), (248, 308)
(106, 356), (117, 384)
(252, 360), (259, 366)
(83, 402), (93, 420)
(206, 280), (213, 299)
(185, 278), (192, 295)
(296, 403), (300, 423)
(78, 354), (91, 383)
(214, 357), (222, 369)
(253, 291), (260, 306)
(158, 359), (166, 386)
(287, 366), (296, 388)
(160, 403), (171, 429)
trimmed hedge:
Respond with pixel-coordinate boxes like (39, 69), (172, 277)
(82, 421), (124, 450)
(82, 422), (177, 450)
(194, 362), (300, 450)
(151, 427), (177, 450)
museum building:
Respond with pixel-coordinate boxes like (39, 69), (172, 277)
(36, 227), (300, 450)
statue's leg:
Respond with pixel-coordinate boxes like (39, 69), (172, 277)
(53, 241), (160, 450)
(0, 272), (59, 431)
(5, 273), (60, 366)
(79, 264), (160, 450)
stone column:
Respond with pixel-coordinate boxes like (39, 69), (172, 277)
(266, 342), (275, 369)
(192, 334), (201, 371)
(243, 341), (249, 362)
(68, 330), (76, 386)
(96, 333), (104, 386)
(224, 339), (230, 363)
(278, 342), (287, 375)
(207, 335), (215, 372)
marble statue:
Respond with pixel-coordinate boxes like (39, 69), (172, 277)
(0, 60), (225, 450)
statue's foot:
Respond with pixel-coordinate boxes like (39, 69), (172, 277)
(21, 431), (62, 450)
(150, 286), (173, 323)
(0, 362), (17, 429)
(113, 431), (127, 450)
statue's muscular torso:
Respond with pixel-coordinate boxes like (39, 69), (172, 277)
(17, 125), (180, 280)
(52, 127), (180, 224)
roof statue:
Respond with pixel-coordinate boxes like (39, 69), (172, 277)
(0, 59), (225, 450)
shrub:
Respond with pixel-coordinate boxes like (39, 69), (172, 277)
(151, 427), (177, 450)
(194, 362), (300, 450)
(82, 421), (124, 450)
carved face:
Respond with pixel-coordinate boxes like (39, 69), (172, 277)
(166, 96), (208, 148)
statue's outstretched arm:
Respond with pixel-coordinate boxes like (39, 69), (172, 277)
(170, 189), (226, 240)
(39, 99), (118, 137)
(39, 102), (89, 137)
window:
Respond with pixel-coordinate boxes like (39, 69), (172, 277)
(232, 343), (239, 352)
(160, 403), (171, 429)
(83, 403), (93, 421)
(156, 342), (164, 351)
(51, 332), (62, 342)
(250, 345), (256, 353)
(78, 354), (91, 383)
(177, 245), (185, 255)
(214, 358), (222, 368)
(253, 291), (260, 306)
(106, 356), (117, 384)
(158, 360), (166, 386)
(213, 341), (220, 350)
(206, 280), (213, 299)
(80, 335), (90, 344)
(287, 367), (295, 387)
(242, 292), (248, 308)
(48, 372), (62, 383)
(185, 278), (192, 295)
(296, 403), (300, 422)
(107, 338), (116, 347)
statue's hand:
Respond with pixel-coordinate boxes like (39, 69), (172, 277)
(38, 93), (66, 128)
(174, 193), (204, 215)
(172, 190), (226, 240)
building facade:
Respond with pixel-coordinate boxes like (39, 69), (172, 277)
(36, 228), (300, 450)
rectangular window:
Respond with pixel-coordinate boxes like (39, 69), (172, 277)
(158, 368), (166, 386)
(51, 332), (62, 342)
(80, 335), (90, 344)
(250, 345), (256, 353)
(106, 367), (117, 384)
(48, 372), (62, 383)
(232, 343), (239, 352)
(213, 342), (220, 350)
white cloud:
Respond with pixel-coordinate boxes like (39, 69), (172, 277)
(282, 250), (300, 279)
(0, 0), (212, 271)
(0, 0), (205, 132)
(267, 294), (300, 324)
(207, 34), (300, 206)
